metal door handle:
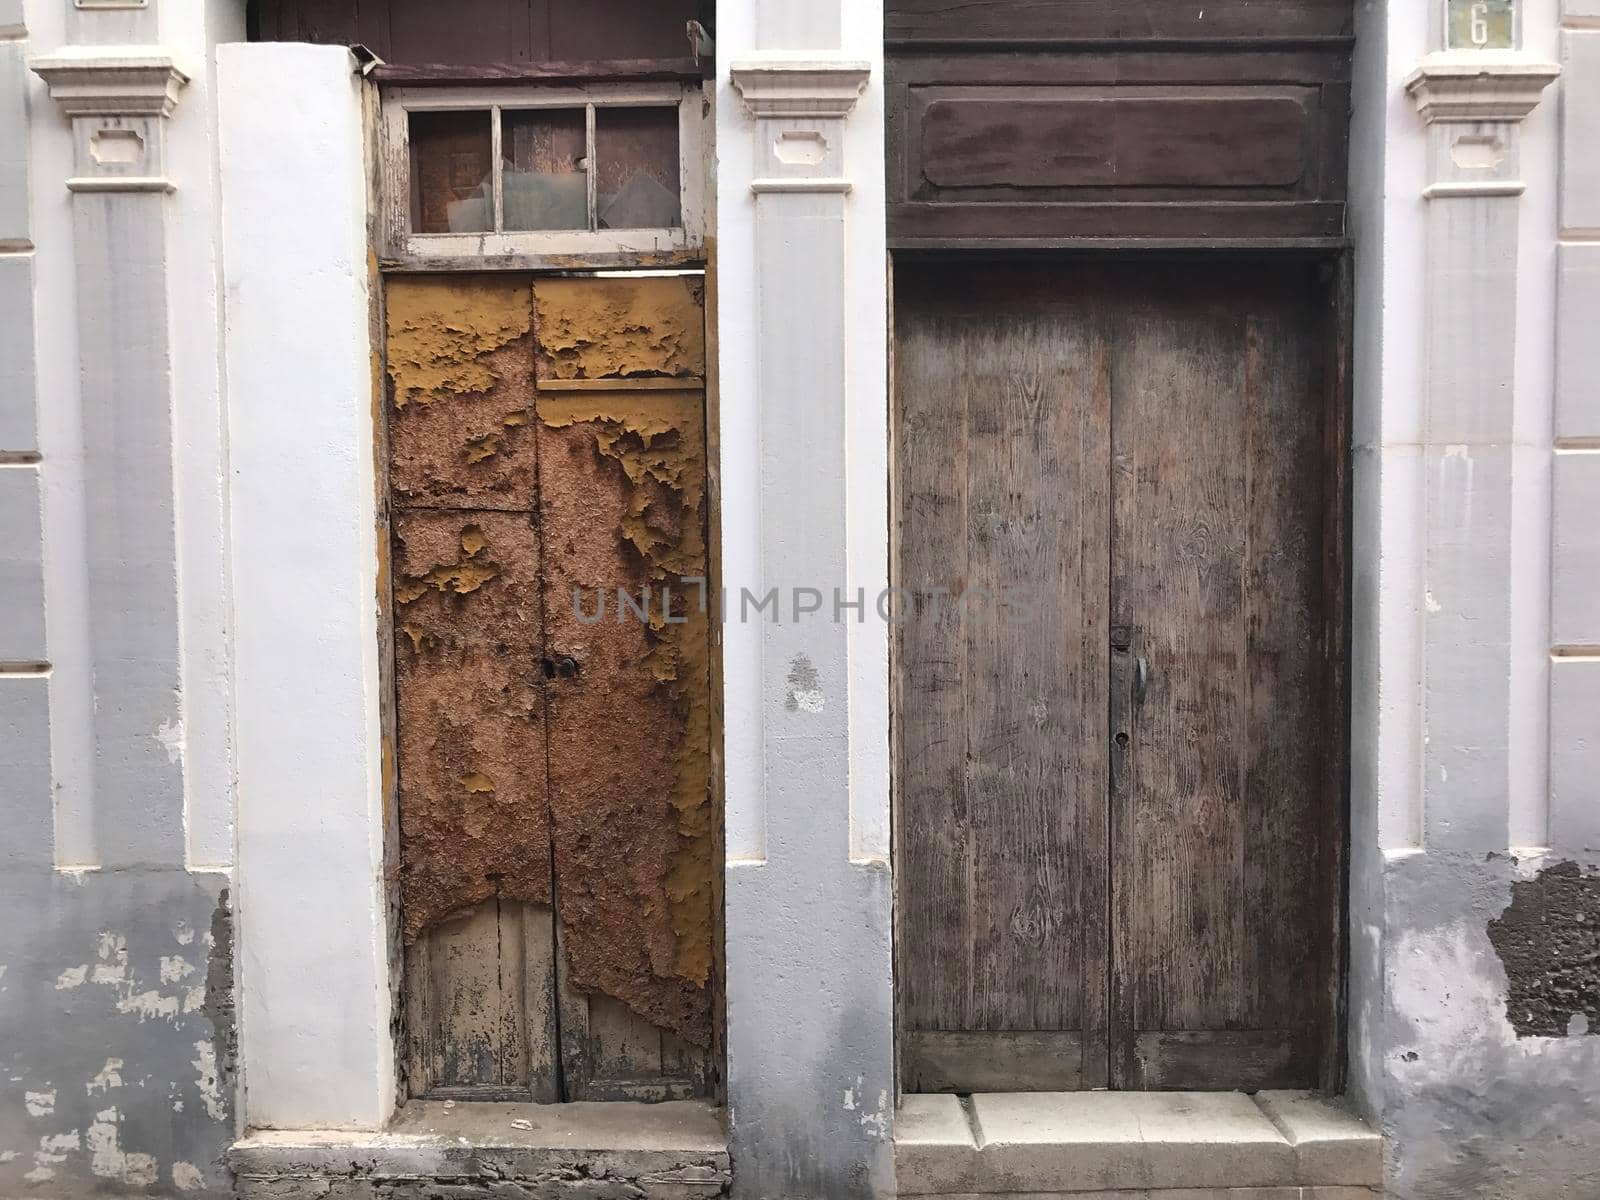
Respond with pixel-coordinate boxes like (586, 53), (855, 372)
(1133, 655), (1150, 706)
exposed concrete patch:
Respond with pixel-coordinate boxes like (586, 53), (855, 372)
(1486, 860), (1600, 1039)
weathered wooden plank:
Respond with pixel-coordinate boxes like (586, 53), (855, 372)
(369, 58), (704, 85)
(556, 923), (702, 1102)
(1110, 272), (1250, 1083)
(405, 899), (558, 1099)
(1132, 1029), (1309, 1091)
(1108, 263), (1327, 1090)
(887, 202), (1347, 247)
(904, 1031), (1085, 1093)
(254, 0), (698, 67)
(886, 0), (1354, 43)
(895, 263), (1111, 1090)
(534, 276), (706, 383)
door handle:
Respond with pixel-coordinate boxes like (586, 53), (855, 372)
(1133, 655), (1150, 707)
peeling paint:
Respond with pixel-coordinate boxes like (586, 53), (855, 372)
(386, 276), (537, 511)
(536, 280), (714, 1047)
(535, 276), (706, 382)
(393, 511), (552, 944)
(386, 276), (532, 408)
(24, 1089), (55, 1117)
(385, 273), (715, 1058)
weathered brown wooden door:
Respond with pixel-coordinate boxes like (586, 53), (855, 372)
(386, 273), (715, 1102)
(895, 259), (1344, 1093)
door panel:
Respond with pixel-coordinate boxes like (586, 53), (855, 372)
(895, 263), (1112, 1092)
(893, 259), (1340, 1093)
(386, 274), (714, 1101)
(1108, 265), (1329, 1090)
(532, 275), (715, 1061)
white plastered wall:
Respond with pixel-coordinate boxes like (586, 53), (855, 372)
(219, 42), (393, 1131)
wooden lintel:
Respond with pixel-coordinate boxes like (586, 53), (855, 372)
(369, 58), (703, 86)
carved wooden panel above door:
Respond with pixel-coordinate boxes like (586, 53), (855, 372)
(385, 273), (715, 1102)
(885, 0), (1355, 247)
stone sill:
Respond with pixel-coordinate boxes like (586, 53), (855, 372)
(230, 1099), (729, 1199)
(896, 1090), (1382, 1198)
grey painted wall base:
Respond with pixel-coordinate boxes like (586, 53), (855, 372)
(0, 868), (234, 1198)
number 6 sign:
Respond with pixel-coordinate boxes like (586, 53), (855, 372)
(1446, 0), (1515, 49)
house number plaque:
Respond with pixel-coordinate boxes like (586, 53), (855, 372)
(1446, 0), (1515, 50)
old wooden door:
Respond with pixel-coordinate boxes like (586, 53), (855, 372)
(385, 273), (715, 1102)
(895, 259), (1344, 1093)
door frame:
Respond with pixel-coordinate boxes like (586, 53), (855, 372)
(887, 249), (1353, 1096)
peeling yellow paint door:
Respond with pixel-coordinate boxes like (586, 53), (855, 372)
(385, 273), (715, 1102)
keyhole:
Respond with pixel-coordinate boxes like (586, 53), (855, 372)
(1115, 732), (1129, 748)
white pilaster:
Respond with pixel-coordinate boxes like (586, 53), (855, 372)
(1402, 52), (1557, 852)
(718, 2), (893, 1193)
(32, 46), (190, 868)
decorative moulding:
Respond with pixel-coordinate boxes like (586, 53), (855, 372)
(730, 59), (871, 119)
(31, 47), (190, 118)
(1405, 51), (1560, 123)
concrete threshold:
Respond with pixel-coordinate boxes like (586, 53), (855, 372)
(896, 1090), (1383, 1200)
(230, 1099), (729, 1199)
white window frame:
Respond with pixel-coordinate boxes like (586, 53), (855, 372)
(379, 83), (707, 269)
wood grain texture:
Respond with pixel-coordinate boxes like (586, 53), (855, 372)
(405, 899), (558, 1100)
(886, 0), (1354, 43)
(368, 60), (702, 85)
(904, 1031), (1086, 1093)
(1107, 262), (1328, 1090)
(894, 262), (1111, 1091)
(893, 259), (1343, 1092)
(255, 0), (698, 66)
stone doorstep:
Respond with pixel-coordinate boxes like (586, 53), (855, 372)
(896, 1091), (1382, 1198)
(230, 1099), (730, 1199)
(898, 1191), (1380, 1200)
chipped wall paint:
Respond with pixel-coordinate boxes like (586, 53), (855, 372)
(0, 875), (235, 1198)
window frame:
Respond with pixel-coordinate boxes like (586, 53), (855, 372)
(379, 83), (707, 269)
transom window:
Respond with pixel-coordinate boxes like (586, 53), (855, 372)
(380, 85), (705, 268)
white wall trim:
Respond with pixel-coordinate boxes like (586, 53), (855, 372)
(220, 42), (393, 1131)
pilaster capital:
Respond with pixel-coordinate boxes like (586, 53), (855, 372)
(30, 46), (189, 193)
(730, 58), (871, 195)
(730, 58), (871, 119)
(1405, 51), (1560, 124)
(31, 46), (189, 118)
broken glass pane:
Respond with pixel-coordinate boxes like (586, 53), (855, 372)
(409, 110), (493, 234)
(595, 107), (681, 230)
(502, 108), (589, 232)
